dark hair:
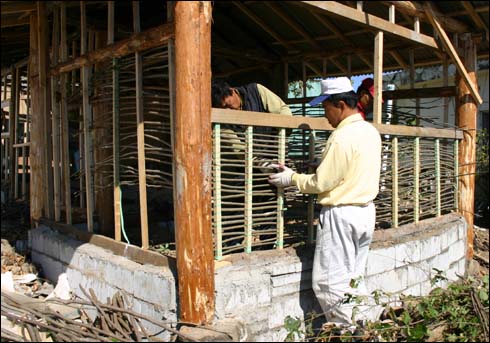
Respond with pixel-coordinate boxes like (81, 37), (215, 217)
(212, 80), (233, 107)
(328, 91), (358, 109)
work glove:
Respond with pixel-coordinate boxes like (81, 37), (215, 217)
(268, 164), (295, 188)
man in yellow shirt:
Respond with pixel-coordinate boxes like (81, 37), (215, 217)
(269, 77), (382, 326)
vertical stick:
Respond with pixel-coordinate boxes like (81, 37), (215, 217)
(276, 128), (286, 250)
(244, 126), (253, 253)
(213, 124), (222, 260)
(392, 137), (398, 228)
(307, 130), (315, 245)
(13, 67), (20, 200)
(414, 137), (420, 223)
(454, 140), (458, 211)
(373, 31), (383, 124)
(435, 139), (441, 216)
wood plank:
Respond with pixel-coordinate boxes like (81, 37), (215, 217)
(50, 23), (174, 76)
(1, 16), (30, 28)
(301, 1), (438, 49)
(424, 5), (483, 105)
(1, 3), (36, 14)
(38, 219), (175, 269)
(211, 108), (463, 139)
(175, 1), (214, 325)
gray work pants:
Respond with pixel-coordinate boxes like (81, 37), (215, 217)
(312, 202), (382, 325)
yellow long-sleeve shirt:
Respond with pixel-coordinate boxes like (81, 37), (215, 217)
(256, 84), (292, 116)
(292, 114), (381, 206)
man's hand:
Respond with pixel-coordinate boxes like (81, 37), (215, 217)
(268, 164), (295, 188)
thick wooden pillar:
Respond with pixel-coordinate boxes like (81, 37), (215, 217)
(29, 13), (44, 225)
(456, 34), (478, 260)
(174, 1), (214, 324)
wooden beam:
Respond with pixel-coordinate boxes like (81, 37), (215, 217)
(232, 1), (295, 51)
(301, 1), (438, 49)
(461, 1), (488, 41)
(1, 16), (30, 28)
(381, 1), (469, 33)
(424, 5), (483, 105)
(1, 3), (36, 14)
(456, 34), (478, 261)
(50, 24), (173, 76)
(211, 108), (463, 139)
(266, 2), (321, 50)
(175, 1), (214, 325)
(382, 86), (456, 100)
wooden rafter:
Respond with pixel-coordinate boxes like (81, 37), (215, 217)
(266, 2), (321, 50)
(461, 1), (488, 39)
(381, 1), (469, 33)
(424, 4), (483, 105)
(301, 1), (438, 49)
(232, 1), (295, 52)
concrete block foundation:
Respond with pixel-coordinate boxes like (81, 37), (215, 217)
(31, 213), (466, 342)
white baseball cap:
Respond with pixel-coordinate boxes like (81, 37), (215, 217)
(309, 77), (354, 106)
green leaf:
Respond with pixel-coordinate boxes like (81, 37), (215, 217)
(479, 289), (488, 302)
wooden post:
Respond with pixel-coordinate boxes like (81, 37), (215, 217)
(81, 1), (94, 232)
(133, 1), (149, 249)
(392, 137), (398, 227)
(174, 1), (214, 325)
(456, 33), (478, 260)
(29, 13), (44, 225)
(60, 2), (72, 224)
(109, 1), (121, 241)
(38, 1), (54, 219)
(51, 7), (61, 222)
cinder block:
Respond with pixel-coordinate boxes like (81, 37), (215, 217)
(395, 240), (421, 268)
(401, 284), (421, 297)
(32, 250), (64, 283)
(457, 222), (467, 240)
(269, 295), (306, 329)
(406, 262), (431, 287)
(448, 240), (466, 262)
(271, 271), (310, 288)
(427, 252), (450, 273)
(419, 235), (442, 260)
(132, 269), (176, 309)
(440, 227), (459, 250)
(271, 262), (303, 276)
(271, 280), (311, 297)
(366, 268), (407, 294)
(365, 247), (396, 276)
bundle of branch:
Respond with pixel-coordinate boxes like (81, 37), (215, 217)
(1, 286), (196, 342)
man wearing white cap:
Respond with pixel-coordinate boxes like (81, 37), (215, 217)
(268, 77), (382, 326)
